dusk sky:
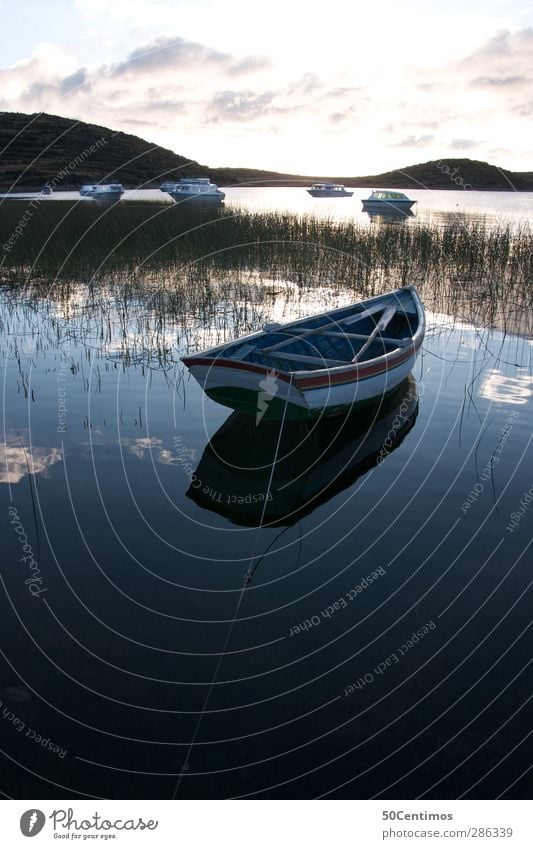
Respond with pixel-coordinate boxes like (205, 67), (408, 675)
(1, 0), (532, 174)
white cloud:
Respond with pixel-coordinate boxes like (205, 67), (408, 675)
(0, 24), (532, 173)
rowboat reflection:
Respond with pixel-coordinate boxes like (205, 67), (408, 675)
(187, 376), (419, 527)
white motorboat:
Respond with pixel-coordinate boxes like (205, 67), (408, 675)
(163, 177), (225, 203)
(362, 190), (417, 213)
(307, 183), (354, 197)
(79, 183), (124, 202)
(160, 181), (179, 192)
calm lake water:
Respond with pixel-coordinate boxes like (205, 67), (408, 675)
(0, 194), (532, 799)
(17, 184), (533, 227)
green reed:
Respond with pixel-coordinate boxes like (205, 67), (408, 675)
(0, 199), (531, 337)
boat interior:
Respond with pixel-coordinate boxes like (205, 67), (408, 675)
(211, 294), (420, 372)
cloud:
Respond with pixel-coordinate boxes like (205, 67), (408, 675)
(288, 72), (322, 95)
(329, 105), (358, 125)
(459, 28), (533, 97)
(327, 86), (363, 99)
(112, 35), (270, 78)
(392, 134), (435, 148)
(1, 24), (532, 174)
(208, 90), (275, 122)
(462, 27), (533, 63)
(513, 102), (533, 117)
(118, 117), (159, 127)
(450, 138), (481, 150)
(60, 69), (90, 95)
(229, 55), (271, 76)
(417, 28), (533, 104)
(470, 75), (528, 88)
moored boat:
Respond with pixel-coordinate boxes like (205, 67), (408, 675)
(160, 181), (179, 193)
(163, 177), (225, 203)
(79, 183), (124, 202)
(307, 182), (353, 197)
(181, 286), (425, 417)
(361, 190), (417, 213)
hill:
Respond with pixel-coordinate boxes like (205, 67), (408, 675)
(338, 159), (533, 192)
(0, 111), (531, 192)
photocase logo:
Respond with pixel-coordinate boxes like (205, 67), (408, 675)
(20, 809), (46, 837)
(256, 370), (279, 425)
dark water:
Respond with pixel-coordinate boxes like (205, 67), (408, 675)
(0, 279), (531, 800)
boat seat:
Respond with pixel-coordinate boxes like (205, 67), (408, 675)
(319, 331), (408, 347)
(266, 350), (349, 369)
(230, 343), (257, 359)
(262, 303), (386, 354)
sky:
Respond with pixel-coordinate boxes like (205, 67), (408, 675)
(0, 0), (532, 174)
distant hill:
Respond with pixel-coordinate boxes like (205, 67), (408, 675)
(0, 111), (531, 192)
(339, 159), (533, 192)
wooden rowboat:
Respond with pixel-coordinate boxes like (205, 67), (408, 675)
(181, 286), (425, 418)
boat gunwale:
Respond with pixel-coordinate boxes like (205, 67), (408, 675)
(181, 286), (425, 381)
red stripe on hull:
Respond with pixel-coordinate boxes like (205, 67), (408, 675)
(294, 341), (422, 389)
(182, 338), (422, 390)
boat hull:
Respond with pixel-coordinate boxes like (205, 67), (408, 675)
(362, 200), (416, 212)
(307, 190), (353, 197)
(185, 342), (420, 417)
(80, 191), (124, 202)
(168, 191), (225, 202)
(182, 286), (425, 418)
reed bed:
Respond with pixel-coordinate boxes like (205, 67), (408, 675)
(0, 200), (531, 338)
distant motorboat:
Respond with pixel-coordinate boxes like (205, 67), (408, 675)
(41, 184), (53, 196)
(362, 190), (417, 213)
(162, 177), (225, 203)
(79, 183), (124, 202)
(159, 181), (179, 193)
(307, 183), (354, 197)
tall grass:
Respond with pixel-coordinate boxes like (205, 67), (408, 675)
(0, 199), (531, 335)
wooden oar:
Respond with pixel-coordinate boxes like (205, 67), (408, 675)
(263, 302), (385, 354)
(351, 304), (397, 363)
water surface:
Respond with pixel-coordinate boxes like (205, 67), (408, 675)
(1, 266), (531, 801)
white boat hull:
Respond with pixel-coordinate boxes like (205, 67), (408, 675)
(362, 200), (416, 211)
(307, 190), (353, 197)
(88, 191), (123, 202)
(79, 184), (124, 201)
(169, 191), (225, 202)
(188, 346), (419, 413)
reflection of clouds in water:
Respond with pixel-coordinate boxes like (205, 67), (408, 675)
(480, 370), (533, 405)
(1, 444), (62, 484)
(122, 436), (163, 460)
(122, 436), (196, 466)
(158, 448), (184, 464)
